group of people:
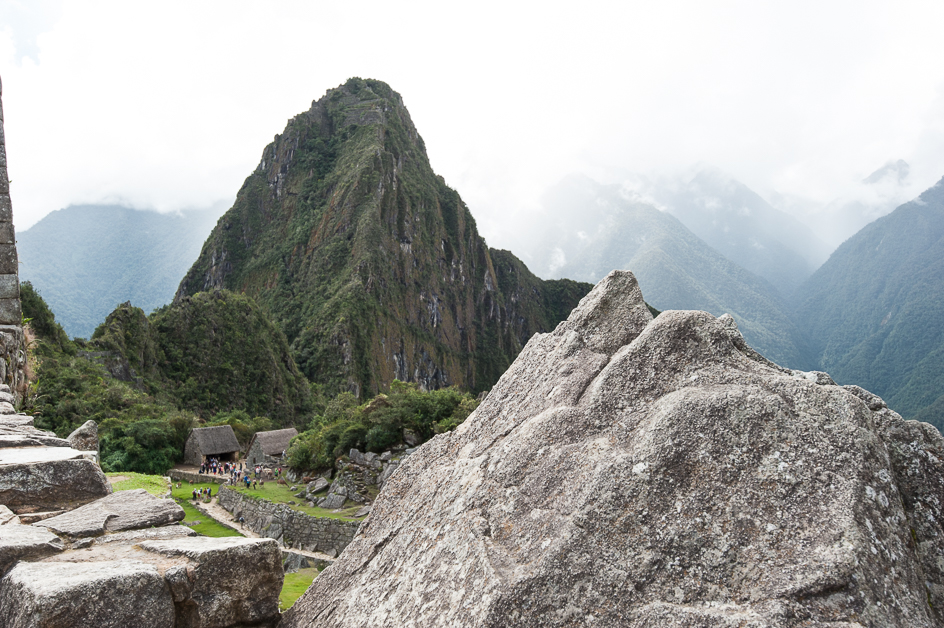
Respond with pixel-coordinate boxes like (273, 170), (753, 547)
(192, 486), (212, 500)
(199, 457), (240, 476)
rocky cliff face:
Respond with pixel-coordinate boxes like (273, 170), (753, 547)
(282, 270), (944, 627)
(176, 78), (590, 396)
(0, 78), (26, 403)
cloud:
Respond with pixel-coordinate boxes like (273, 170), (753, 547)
(0, 0), (943, 239)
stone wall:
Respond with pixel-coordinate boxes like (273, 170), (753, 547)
(217, 487), (360, 557)
(167, 469), (228, 485)
(0, 77), (25, 403)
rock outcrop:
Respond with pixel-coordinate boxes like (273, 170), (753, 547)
(0, 560), (176, 628)
(0, 449), (110, 512)
(35, 488), (185, 537)
(66, 419), (99, 453)
(282, 270), (944, 628)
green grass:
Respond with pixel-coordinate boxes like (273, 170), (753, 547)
(228, 483), (365, 520)
(279, 568), (320, 611)
(170, 481), (243, 537)
(106, 472), (170, 496)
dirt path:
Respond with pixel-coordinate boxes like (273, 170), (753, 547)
(192, 497), (336, 563)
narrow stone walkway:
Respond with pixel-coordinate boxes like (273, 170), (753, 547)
(190, 496), (336, 563)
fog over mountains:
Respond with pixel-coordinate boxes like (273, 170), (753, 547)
(18, 204), (225, 338)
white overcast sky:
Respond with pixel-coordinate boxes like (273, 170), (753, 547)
(1, 0), (944, 249)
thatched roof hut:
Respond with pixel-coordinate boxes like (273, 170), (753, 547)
(246, 428), (299, 467)
(183, 425), (241, 465)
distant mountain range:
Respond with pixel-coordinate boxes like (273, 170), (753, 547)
(18, 204), (224, 338)
(17, 80), (943, 433)
(794, 175), (944, 432)
(520, 175), (814, 370)
(624, 168), (832, 296)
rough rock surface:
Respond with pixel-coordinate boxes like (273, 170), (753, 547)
(0, 455), (110, 511)
(282, 270), (944, 628)
(140, 536), (283, 628)
(0, 559), (175, 627)
(35, 488), (184, 537)
(66, 419), (99, 453)
(0, 504), (18, 525)
(0, 523), (62, 573)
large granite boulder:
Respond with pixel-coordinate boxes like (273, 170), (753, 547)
(0, 454), (110, 512)
(0, 559), (175, 627)
(35, 488), (184, 537)
(282, 270), (944, 628)
(0, 523), (62, 573)
(66, 419), (98, 453)
(140, 536), (283, 628)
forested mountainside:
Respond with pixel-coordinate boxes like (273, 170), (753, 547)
(176, 78), (590, 396)
(794, 175), (944, 431)
(522, 175), (814, 370)
(90, 292), (312, 424)
(18, 204), (222, 338)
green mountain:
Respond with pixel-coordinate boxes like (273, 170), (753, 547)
(794, 176), (944, 431)
(91, 291), (312, 425)
(176, 78), (589, 396)
(527, 175), (814, 369)
(18, 203), (223, 338)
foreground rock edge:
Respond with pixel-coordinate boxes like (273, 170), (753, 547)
(282, 269), (944, 628)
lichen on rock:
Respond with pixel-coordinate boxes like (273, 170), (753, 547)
(282, 269), (944, 628)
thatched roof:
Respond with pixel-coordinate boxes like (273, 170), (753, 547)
(249, 428), (299, 456)
(189, 425), (240, 455)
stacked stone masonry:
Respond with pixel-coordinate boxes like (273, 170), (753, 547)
(217, 486), (360, 557)
(0, 78), (25, 403)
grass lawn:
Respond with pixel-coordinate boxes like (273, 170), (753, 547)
(279, 567), (320, 611)
(105, 472), (170, 496)
(170, 481), (243, 538)
(228, 483), (366, 521)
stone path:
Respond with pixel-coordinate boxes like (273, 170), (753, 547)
(191, 496), (335, 563)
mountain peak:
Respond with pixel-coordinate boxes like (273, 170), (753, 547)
(176, 79), (589, 396)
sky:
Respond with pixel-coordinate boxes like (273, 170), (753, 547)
(2, 0), (944, 250)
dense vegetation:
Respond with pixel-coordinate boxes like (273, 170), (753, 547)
(22, 282), (198, 474)
(18, 204), (222, 338)
(176, 78), (590, 397)
(285, 380), (479, 472)
(793, 176), (944, 432)
(23, 282), (485, 473)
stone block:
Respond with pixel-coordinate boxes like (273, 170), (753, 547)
(0, 196), (9, 223)
(0, 523), (62, 573)
(0, 297), (19, 325)
(141, 536), (282, 628)
(0, 559), (175, 628)
(0, 455), (111, 511)
(0, 275), (14, 299)
(0, 221), (11, 245)
(36, 488), (184, 538)
(67, 420), (98, 453)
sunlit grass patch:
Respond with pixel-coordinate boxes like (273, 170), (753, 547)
(106, 472), (169, 496)
(280, 567), (320, 611)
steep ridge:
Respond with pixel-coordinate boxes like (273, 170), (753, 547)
(18, 204), (222, 338)
(177, 78), (589, 396)
(794, 175), (944, 431)
(526, 175), (814, 369)
(282, 271), (944, 628)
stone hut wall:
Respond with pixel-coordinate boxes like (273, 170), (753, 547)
(217, 487), (360, 557)
(0, 77), (25, 403)
(183, 433), (202, 466)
